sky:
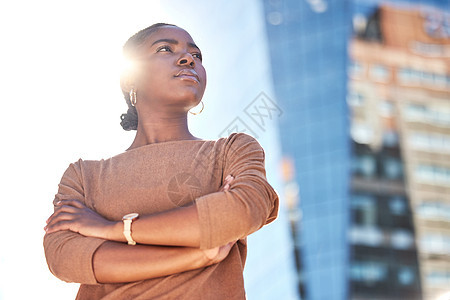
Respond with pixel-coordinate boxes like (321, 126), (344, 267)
(0, 1), (296, 299)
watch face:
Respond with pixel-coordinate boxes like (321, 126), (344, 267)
(123, 213), (139, 220)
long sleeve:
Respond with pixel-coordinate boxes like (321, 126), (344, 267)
(195, 133), (279, 249)
(43, 160), (106, 284)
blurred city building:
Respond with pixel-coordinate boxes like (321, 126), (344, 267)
(350, 4), (450, 300)
(262, 0), (449, 300)
(263, 0), (352, 299)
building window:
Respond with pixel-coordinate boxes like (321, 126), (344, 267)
(390, 229), (414, 250)
(348, 60), (365, 79)
(347, 91), (365, 106)
(426, 270), (450, 286)
(416, 202), (450, 220)
(405, 104), (450, 127)
(352, 153), (377, 178)
(351, 194), (377, 225)
(398, 68), (420, 85)
(420, 233), (450, 255)
(409, 132), (450, 153)
(405, 103), (426, 120)
(350, 261), (389, 283)
(381, 156), (403, 180)
(434, 73), (448, 87)
(389, 196), (407, 215)
(415, 165), (450, 186)
(397, 266), (416, 286)
(350, 194), (386, 246)
(350, 226), (385, 246)
(397, 67), (450, 89)
(369, 64), (390, 82)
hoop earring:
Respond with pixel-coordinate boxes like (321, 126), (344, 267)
(189, 101), (204, 115)
(130, 89), (137, 107)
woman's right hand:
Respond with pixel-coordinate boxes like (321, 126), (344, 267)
(202, 242), (235, 265)
(219, 174), (234, 192)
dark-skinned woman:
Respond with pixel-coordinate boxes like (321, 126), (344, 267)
(44, 23), (279, 300)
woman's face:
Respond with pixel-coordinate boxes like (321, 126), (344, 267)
(133, 26), (207, 112)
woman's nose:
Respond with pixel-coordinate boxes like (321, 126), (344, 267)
(177, 53), (195, 67)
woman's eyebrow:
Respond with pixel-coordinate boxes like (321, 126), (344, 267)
(151, 38), (201, 51)
(151, 38), (178, 46)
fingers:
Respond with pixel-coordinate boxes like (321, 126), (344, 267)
(46, 204), (79, 224)
(54, 199), (85, 209)
(45, 208), (79, 232)
(44, 220), (75, 234)
(202, 247), (220, 260)
(219, 174), (234, 192)
(211, 241), (236, 264)
(203, 240), (237, 263)
(45, 200), (85, 233)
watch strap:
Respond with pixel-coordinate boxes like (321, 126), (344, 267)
(123, 219), (137, 245)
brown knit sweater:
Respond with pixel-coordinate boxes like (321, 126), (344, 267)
(43, 132), (279, 299)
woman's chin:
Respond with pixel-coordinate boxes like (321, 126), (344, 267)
(173, 89), (204, 105)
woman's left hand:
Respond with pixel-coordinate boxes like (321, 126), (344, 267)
(44, 199), (117, 240)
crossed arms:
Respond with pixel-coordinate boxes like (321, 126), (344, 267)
(44, 177), (235, 283)
(43, 133), (279, 284)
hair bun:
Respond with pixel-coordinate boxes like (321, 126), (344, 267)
(120, 107), (138, 131)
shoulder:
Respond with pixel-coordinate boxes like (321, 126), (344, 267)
(63, 158), (105, 179)
(219, 132), (261, 148)
(218, 132), (265, 159)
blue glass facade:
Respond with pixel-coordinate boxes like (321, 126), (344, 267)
(262, 1), (352, 299)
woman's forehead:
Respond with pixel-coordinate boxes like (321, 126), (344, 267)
(147, 26), (195, 45)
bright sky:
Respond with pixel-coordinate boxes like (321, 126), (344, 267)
(0, 2), (169, 298)
(0, 1), (294, 299)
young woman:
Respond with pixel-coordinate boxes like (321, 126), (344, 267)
(43, 23), (279, 299)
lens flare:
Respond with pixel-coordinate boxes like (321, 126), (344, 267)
(436, 291), (450, 300)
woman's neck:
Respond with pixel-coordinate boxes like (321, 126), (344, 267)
(127, 114), (200, 150)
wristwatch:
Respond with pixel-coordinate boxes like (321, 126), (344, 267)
(122, 213), (139, 245)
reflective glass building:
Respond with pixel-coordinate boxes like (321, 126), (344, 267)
(262, 1), (352, 299)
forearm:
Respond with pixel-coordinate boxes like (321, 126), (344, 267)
(93, 240), (208, 283)
(110, 203), (202, 248)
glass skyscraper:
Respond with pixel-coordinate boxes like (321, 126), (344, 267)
(262, 1), (352, 299)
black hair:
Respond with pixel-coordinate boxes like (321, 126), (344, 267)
(120, 23), (177, 131)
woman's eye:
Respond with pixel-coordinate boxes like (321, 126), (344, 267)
(193, 53), (202, 61)
(156, 45), (172, 52)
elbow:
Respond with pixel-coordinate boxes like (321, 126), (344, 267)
(230, 190), (277, 238)
(43, 232), (103, 285)
(43, 234), (72, 283)
(44, 249), (76, 283)
(241, 200), (274, 235)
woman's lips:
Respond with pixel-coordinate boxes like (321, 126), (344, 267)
(175, 69), (200, 83)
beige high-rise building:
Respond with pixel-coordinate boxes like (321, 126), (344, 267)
(348, 4), (450, 300)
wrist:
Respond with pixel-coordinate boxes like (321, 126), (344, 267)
(107, 221), (127, 242)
